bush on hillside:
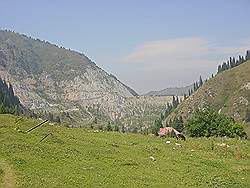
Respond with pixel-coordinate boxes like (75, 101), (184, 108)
(151, 119), (163, 136)
(186, 108), (247, 138)
(171, 116), (184, 132)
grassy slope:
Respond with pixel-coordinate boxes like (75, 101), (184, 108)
(0, 114), (249, 187)
(167, 60), (250, 124)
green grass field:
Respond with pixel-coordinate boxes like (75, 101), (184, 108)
(0, 114), (249, 187)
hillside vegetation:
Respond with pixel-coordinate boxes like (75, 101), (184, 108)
(0, 114), (249, 187)
(167, 60), (250, 125)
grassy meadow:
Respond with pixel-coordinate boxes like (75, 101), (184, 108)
(0, 114), (249, 187)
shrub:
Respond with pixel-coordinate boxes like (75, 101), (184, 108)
(113, 124), (119, 132)
(106, 122), (112, 131)
(150, 119), (163, 136)
(171, 116), (184, 132)
(185, 108), (247, 138)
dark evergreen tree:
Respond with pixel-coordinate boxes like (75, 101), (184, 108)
(246, 108), (250, 122)
(223, 62), (228, 70)
(183, 94), (187, 100)
(246, 50), (250, 60)
(169, 119), (172, 126)
(195, 82), (199, 91)
(231, 57), (236, 67)
(151, 119), (163, 135)
(172, 96), (179, 108)
(160, 113), (164, 121)
(193, 83), (196, 91)
(227, 60), (230, 69)
(121, 125), (126, 133)
(93, 117), (98, 124)
(48, 112), (54, 121)
(106, 122), (112, 131)
(176, 96), (180, 105)
(199, 76), (203, 87)
(235, 59), (239, 66)
(172, 95), (176, 108)
(229, 57), (232, 67)
(172, 116), (184, 132)
(217, 65), (222, 73)
(0, 77), (23, 114)
(54, 116), (61, 124)
(114, 124), (119, 132)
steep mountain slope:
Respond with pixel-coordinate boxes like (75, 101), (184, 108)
(144, 85), (192, 96)
(0, 30), (171, 128)
(0, 30), (139, 121)
(166, 60), (250, 123)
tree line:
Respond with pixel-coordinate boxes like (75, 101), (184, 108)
(187, 75), (205, 98)
(187, 50), (250, 97)
(0, 76), (63, 123)
(150, 96), (182, 135)
(0, 77), (23, 114)
(217, 50), (250, 74)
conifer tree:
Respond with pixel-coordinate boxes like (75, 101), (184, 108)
(199, 76), (203, 87)
(217, 65), (222, 73)
(114, 124), (119, 132)
(106, 122), (112, 131)
(172, 116), (184, 132)
(176, 96), (180, 105)
(246, 50), (250, 60)
(231, 57), (236, 67)
(55, 116), (61, 124)
(184, 94), (187, 100)
(0, 77), (22, 114)
(190, 88), (193, 95)
(195, 82), (199, 90)
(246, 108), (250, 122)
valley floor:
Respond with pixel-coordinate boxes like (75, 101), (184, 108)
(0, 114), (249, 187)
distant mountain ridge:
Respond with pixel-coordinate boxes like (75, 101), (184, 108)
(144, 85), (192, 96)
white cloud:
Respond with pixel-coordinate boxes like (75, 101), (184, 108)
(115, 37), (250, 94)
(120, 37), (210, 64)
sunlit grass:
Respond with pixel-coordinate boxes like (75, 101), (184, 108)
(0, 114), (249, 187)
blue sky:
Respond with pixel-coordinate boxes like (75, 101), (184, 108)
(0, 0), (250, 93)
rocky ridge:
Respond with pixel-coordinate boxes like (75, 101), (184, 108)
(0, 30), (170, 127)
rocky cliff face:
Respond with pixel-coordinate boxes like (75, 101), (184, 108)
(0, 30), (172, 128)
(0, 30), (141, 122)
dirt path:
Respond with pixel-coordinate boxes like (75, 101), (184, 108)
(0, 160), (15, 188)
